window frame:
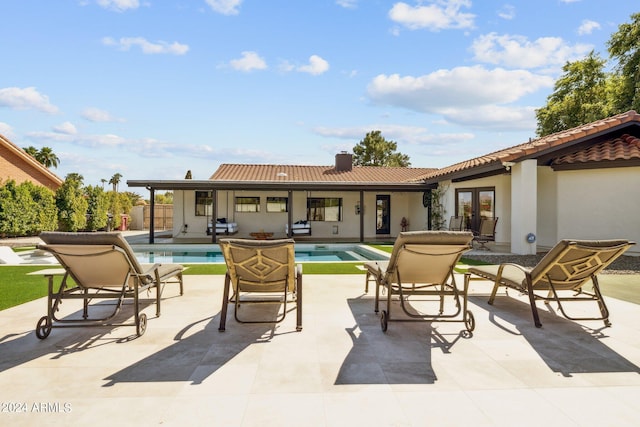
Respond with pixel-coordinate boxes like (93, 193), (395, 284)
(235, 196), (261, 213)
(266, 196), (288, 213)
(307, 197), (342, 221)
(195, 191), (213, 217)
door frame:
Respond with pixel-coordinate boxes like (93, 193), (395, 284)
(376, 194), (391, 235)
(455, 187), (495, 232)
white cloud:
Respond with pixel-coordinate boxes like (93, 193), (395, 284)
(53, 122), (78, 135)
(297, 55), (330, 75)
(82, 107), (123, 122)
(0, 122), (14, 138)
(229, 51), (267, 72)
(313, 124), (474, 146)
(102, 37), (189, 55)
(0, 87), (59, 114)
(366, 66), (553, 130)
(96, 0), (140, 12)
(497, 4), (515, 20)
(471, 33), (592, 68)
(336, 0), (358, 9)
(578, 19), (600, 35)
(205, 0), (242, 15)
(388, 0), (474, 31)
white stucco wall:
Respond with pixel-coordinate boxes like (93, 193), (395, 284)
(556, 166), (640, 255)
(536, 166), (558, 250)
(171, 189), (420, 240)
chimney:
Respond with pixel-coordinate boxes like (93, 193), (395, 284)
(335, 151), (353, 172)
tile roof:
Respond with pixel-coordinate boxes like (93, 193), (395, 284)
(425, 110), (640, 180)
(211, 163), (436, 184)
(552, 133), (640, 166)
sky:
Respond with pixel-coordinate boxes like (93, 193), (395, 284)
(1, 0), (638, 191)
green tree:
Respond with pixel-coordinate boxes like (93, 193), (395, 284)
(56, 174), (88, 232)
(26, 182), (57, 234)
(23, 146), (39, 157)
(36, 146), (60, 168)
(0, 181), (34, 237)
(352, 130), (411, 167)
(607, 12), (640, 112)
(0, 180), (56, 236)
(85, 185), (109, 231)
(109, 173), (123, 192)
(155, 191), (174, 204)
(535, 51), (613, 136)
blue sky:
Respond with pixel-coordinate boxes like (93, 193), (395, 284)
(1, 0), (638, 189)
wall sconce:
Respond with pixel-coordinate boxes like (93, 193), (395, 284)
(355, 202), (361, 215)
(502, 161), (515, 171)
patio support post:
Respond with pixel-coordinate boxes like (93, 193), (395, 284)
(148, 187), (155, 244)
(287, 190), (293, 238)
(211, 189), (217, 243)
(359, 190), (364, 242)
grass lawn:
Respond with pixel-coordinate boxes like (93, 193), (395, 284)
(0, 256), (490, 311)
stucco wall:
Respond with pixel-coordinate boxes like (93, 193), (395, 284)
(556, 167), (640, 255)
(171, 189), (420, 240)
(536, 166), (558, 249)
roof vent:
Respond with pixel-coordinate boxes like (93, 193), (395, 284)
(335, 151), (353, 172)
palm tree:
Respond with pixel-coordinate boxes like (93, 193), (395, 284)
(23, 146), (39, 157)
(35, 147), (60, 168)
(100, 179), (107, 190)
(109, 173), (123, 192)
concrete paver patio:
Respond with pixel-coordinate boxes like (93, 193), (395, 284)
(1, 273), (639, 426)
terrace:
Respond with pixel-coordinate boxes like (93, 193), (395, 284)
(1, 234), (640, 425)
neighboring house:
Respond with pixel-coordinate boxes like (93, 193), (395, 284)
(128, 111), (640, 255)
(0, 134), (63, 191)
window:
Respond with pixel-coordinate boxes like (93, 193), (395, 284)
(307, 198), (342, 221)
(195, 191), (213, 217)
(235, 196), (260, 213)
(266, 196), (288, 212)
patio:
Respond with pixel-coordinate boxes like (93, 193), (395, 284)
(1, 272), (640, 426)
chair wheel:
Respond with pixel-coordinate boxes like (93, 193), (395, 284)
(380, 310), (388, 332)
(465, 310), (475, 332)
(36, 316), (52, 339)
(136, 313), (147, 336)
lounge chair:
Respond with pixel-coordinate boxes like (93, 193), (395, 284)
(448, 216), (464, 231)
(218, 238), (302, 332)
(35, 232), (184, 339)
(0, 246), (26, 264)
(473, 217), (498, 250)
(468, 239), (634, 328)
(364, 231), (475, 333)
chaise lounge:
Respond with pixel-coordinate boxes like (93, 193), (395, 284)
(364, 230), (475, 333)
(35, 232), (184, 339)
(468, 239), (634, 327)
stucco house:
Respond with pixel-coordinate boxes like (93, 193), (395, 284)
(0, 134), (63, 191)
(128, 110), (640, 255)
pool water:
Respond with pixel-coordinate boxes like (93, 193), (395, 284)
(133, 244), (388, 264)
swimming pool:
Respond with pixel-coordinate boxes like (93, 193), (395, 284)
(132, 243), (389, 264)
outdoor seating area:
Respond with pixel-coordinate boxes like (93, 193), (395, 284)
(1, 231), (640, 425)
(2, 269), (640, 425)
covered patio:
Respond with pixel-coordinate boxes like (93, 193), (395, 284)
(2, 271), (639, 426)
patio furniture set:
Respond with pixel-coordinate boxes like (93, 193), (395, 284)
(31, 230), (634, 340)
